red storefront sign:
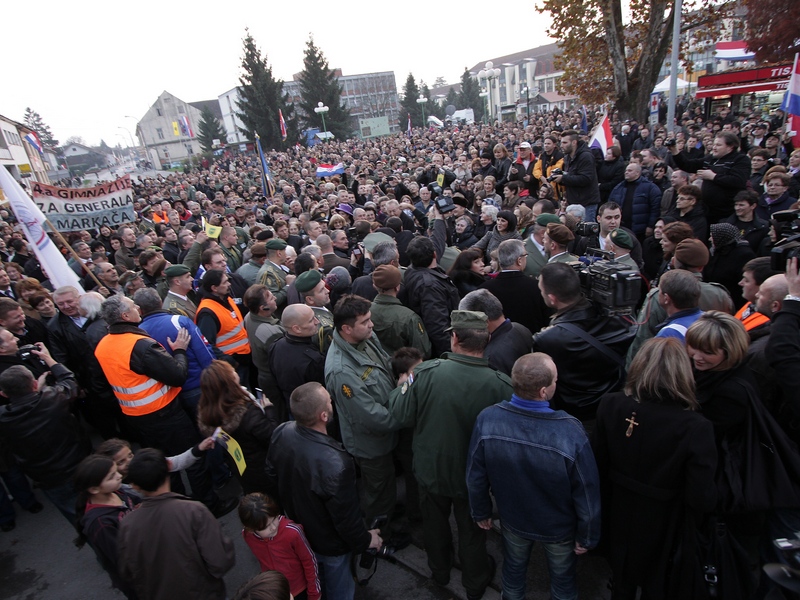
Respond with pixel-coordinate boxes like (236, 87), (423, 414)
(696, 64), (792, 99)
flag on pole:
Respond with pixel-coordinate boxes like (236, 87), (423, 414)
(279, 110), (287, 142)
(781, 53), (800, 117)
(24, 132), (43, 155)
(255, 134), (275, 198)
(172, 121), (180, 136)
(0, 168), (84, 292)
(588, 113), (614, 155)
(178, 116), (194, 138)
(407, 114), (412, 137)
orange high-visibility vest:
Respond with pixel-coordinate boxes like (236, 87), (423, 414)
(94, 333), (181, 416)
(735, 302), (770, 332)
(196, 297), (251, 355)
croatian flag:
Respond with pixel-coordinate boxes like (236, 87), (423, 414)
(316, 162), (345, 178)
(24, 132), (43, 155)
(715, 41), (756, 62)
(178, 116), (194, 138)
(781, 53), (800, 118)
(588, 113), (614, 155)
(279, 110), (287, 141)
(255, 134), (275, 197)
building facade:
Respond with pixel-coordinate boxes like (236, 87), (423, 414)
(0, 115), (50, 184)
(219, 69), (401, 144)
(468, 43), (576, 121)
(136, 91), (204, 169)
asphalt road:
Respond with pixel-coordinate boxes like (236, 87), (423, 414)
(1, 476), (613, 600)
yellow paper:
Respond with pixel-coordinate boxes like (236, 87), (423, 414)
(214, 427), (247, 475)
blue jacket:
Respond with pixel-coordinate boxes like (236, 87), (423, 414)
(608, 178), (662, 235)
(655, 308), (703, 343)
(139, 311), (214, 391)
(466, 398), (601, 547)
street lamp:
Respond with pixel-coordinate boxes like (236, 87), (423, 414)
(118, 127), (137, 160)
(477, 61), (501, 122)
(125, 115), (150, 168)
(416, 95), (428, 128)
(479, 91), (490, 125)
(520, 86), (530, 123)
(314, 102), (329, 135)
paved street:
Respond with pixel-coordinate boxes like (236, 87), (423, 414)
(0, 480), (613, 600)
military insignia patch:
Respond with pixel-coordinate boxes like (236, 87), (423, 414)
(342, 384), (353, 398)
(360, 367), (373, 381)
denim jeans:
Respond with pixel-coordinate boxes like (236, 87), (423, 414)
(314, 552), (354, 600)
(501, 527), (577, 600)
(0, 465), (38, 524)
(584, 204), (598, 224)
(41, 480), (78, 523)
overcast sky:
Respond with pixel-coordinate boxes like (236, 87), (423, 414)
(3, 0), (553, 148)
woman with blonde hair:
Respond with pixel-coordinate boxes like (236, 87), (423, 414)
(593, 337), (717, 598)
(327, 213), (347, 231)
(197, 360), (277, 494)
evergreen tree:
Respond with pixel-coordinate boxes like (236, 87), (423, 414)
(420, 83), (443, 121)
(458, 69), (482, 114)
(445, 87), (459, 110)
(23, 107), (58, 148)
(197, 106), (226, 153)
(400, 74), (422, 129)
(297, 36), (351, 140)
(235, 30), (296, 149)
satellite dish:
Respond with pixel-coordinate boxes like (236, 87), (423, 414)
(445, 105), (456, 116)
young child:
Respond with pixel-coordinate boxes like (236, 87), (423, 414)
(391, 346), (425, 384)
(238, 493), (320, 600)
(74, 455), (139, 600)
(94, 437), (214, 499)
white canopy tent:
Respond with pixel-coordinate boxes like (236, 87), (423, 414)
(653, 76), (690, 93)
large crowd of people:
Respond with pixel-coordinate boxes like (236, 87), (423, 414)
(1, 99), (800, 600)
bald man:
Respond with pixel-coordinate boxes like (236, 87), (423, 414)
(266, 305), (325, 422)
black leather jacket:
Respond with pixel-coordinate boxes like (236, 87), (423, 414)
(0, 364), (88, 487)
(532, 299), (636, 420)
(266, 422), (371, 557)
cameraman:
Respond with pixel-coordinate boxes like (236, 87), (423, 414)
(575, 202), (644, 268)
(549, 130), (601, 222)
(532, 263), (636, 427)
(416, 154), (456, 190)
(0, 328), (47, 379)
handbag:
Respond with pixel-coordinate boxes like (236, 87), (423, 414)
(717, 379), (800, 514)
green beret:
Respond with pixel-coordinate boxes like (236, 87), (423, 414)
(265, 238), (288, 250)
(363, 232), (394, 254)
(164, 264), (191, 278)
(609, 228), (634, 250)
(295, 269), (322, 294)
(446, 310), (488, 331)
(536, 213), (561, 226)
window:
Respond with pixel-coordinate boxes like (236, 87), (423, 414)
(156, 108), (162, 117)
(156, 128), (164, 140)
(185, 144), (194, 155)
(0, 130), (8, 150)
(178, 105), (185, 114)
